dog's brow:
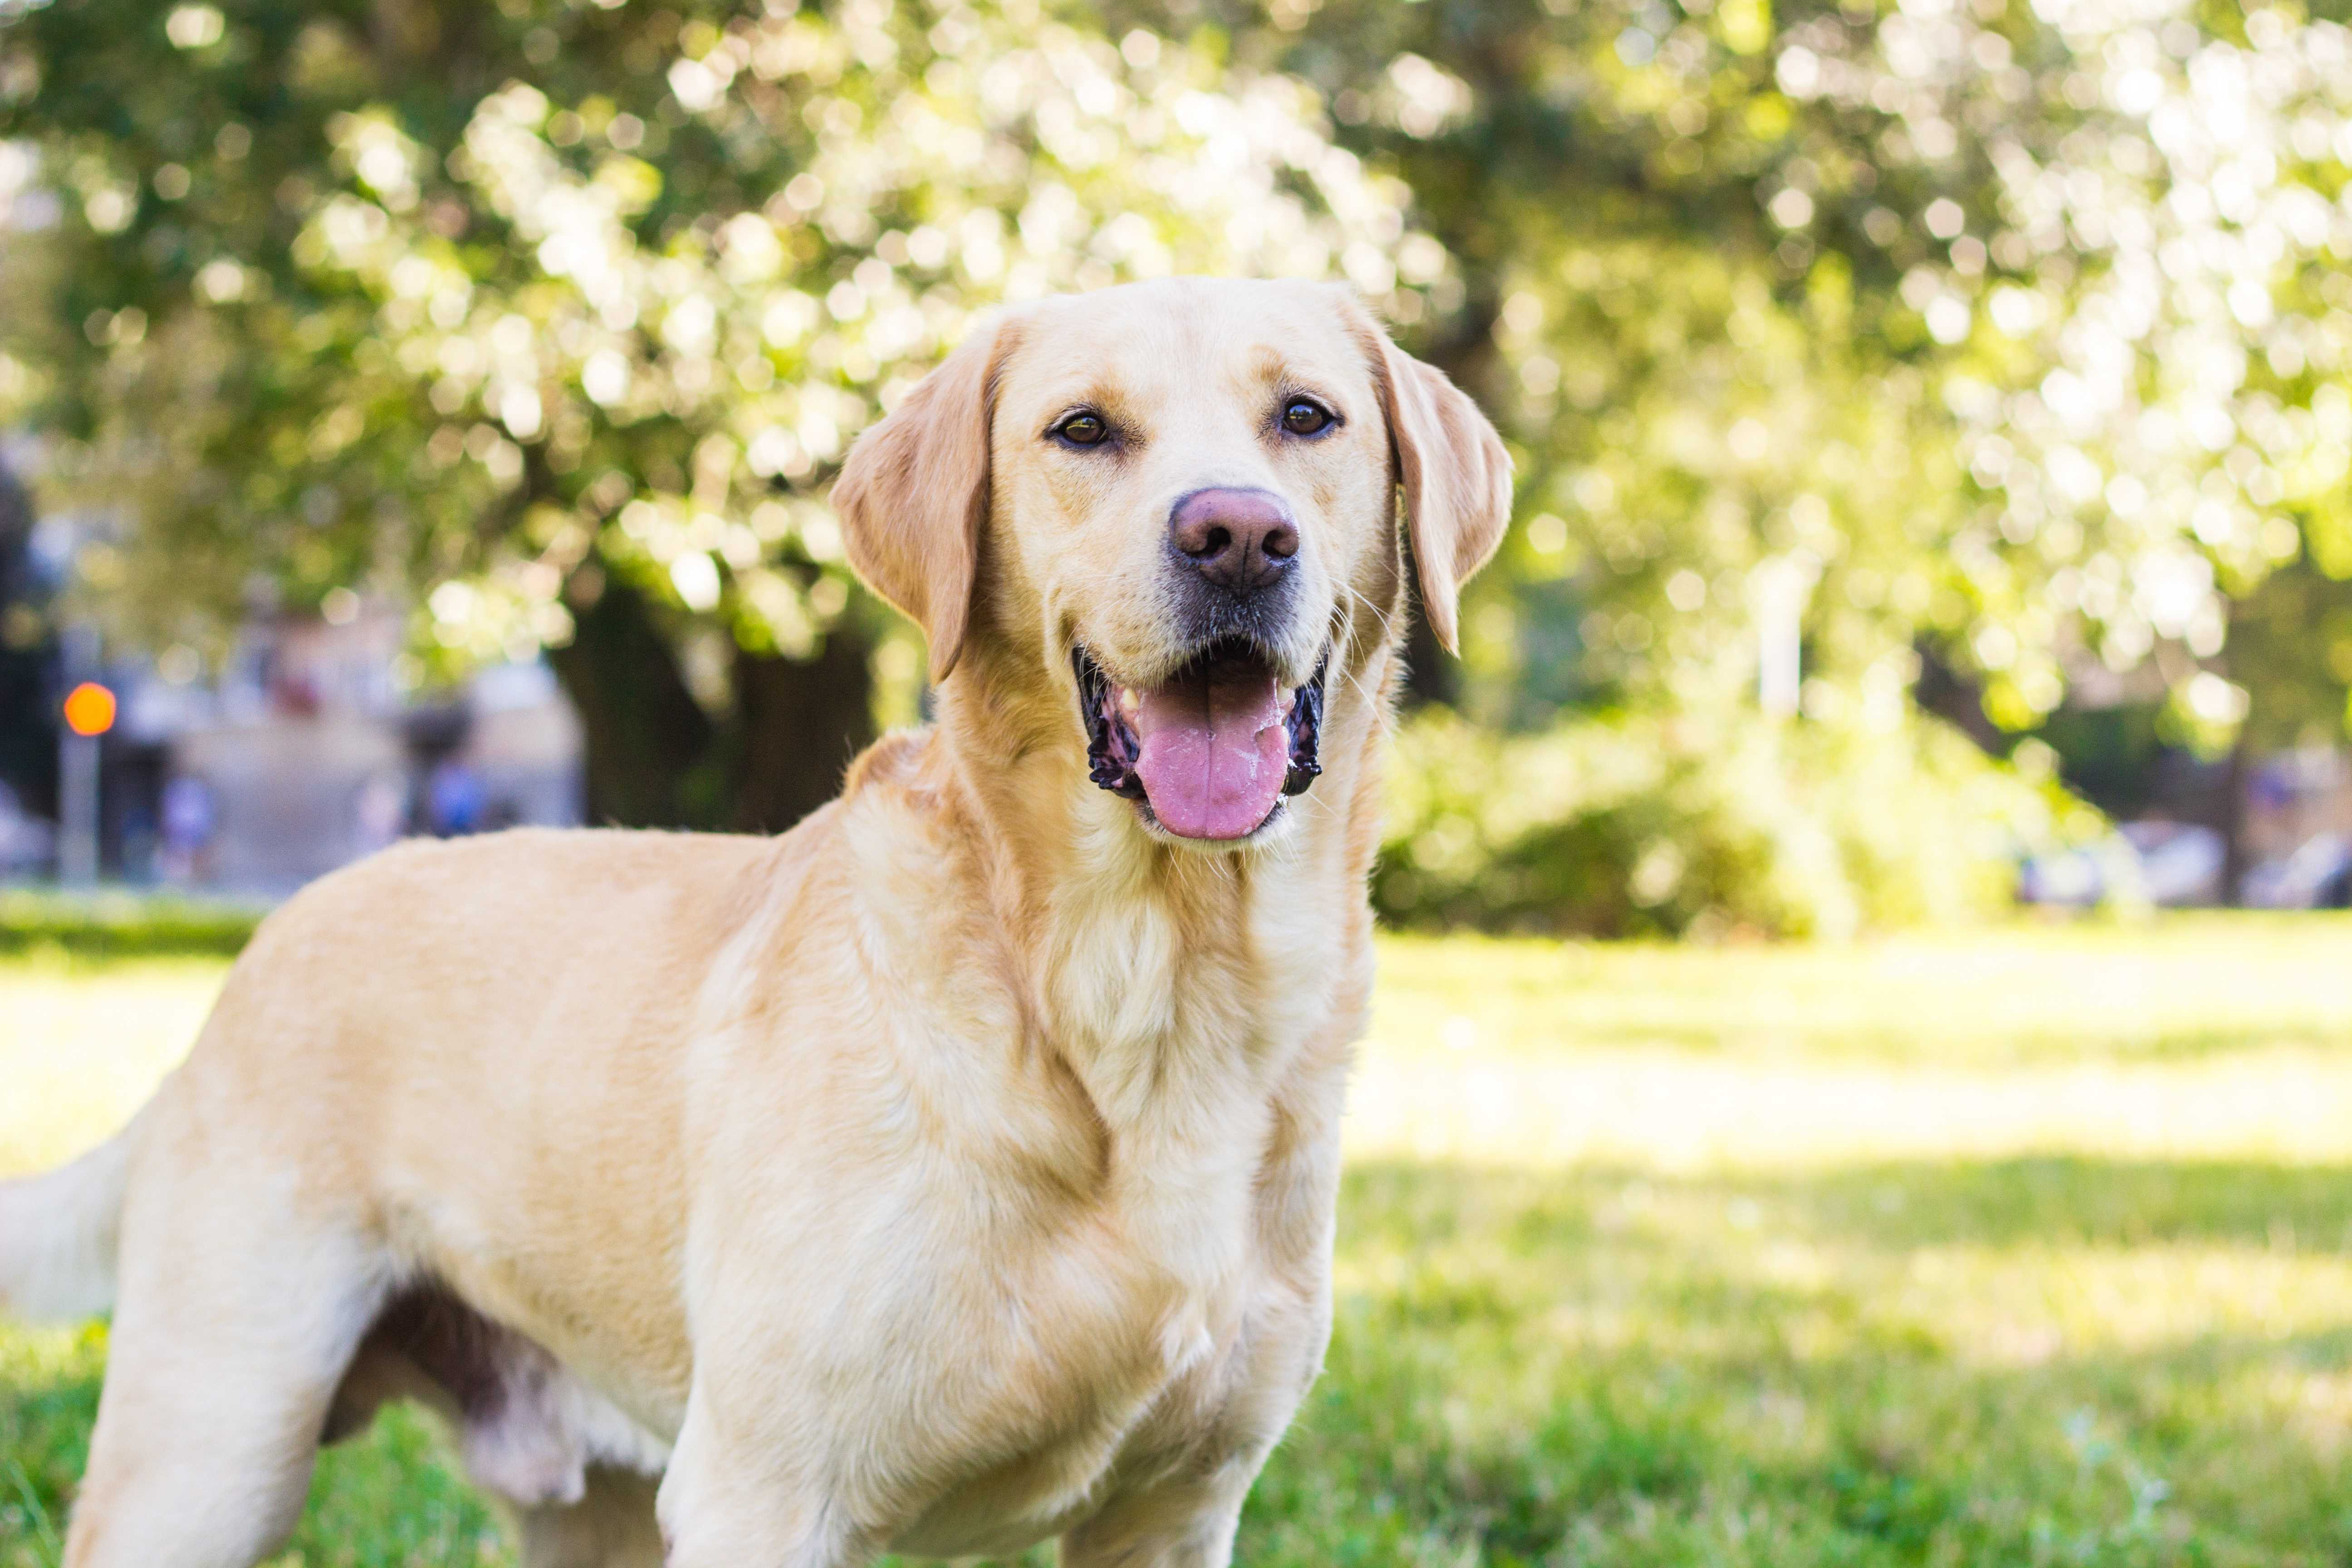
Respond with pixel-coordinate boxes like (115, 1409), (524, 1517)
(1068, 377), (1130, 408)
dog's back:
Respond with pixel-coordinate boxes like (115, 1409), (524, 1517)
(0, 823), (796, 1375)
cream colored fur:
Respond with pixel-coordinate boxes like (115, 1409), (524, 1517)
(0, 278), (1509, 1568)
(0, 1118), (135, 1321)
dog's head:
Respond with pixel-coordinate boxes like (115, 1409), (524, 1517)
(833, 278), (1510, 846)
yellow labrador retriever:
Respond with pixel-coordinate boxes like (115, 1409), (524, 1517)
(0, 277), (1509, 1568)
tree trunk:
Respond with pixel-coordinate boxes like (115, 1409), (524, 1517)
(546, 580), (715, 828)
(1911, 640), (2009, 756)
(729, 621), (876, 835)
(0, 457), (58, 818)
(2216, 735), (2252, 908)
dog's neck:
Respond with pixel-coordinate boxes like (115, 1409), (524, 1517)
(918, 634), (1394, 1122)
(834, 628), (1393, 1313)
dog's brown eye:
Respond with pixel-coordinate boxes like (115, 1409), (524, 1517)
(1281, 400), (1333, 436)
(1056, 413), (1109, 446)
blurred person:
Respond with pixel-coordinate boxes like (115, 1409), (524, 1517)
(424, 756), (486, 838)
(156, 774), (215, 887)
(351, 772), (409, 858)
(0, 778), (53, 878)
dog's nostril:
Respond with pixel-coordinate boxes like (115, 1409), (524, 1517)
(1168, 487), (1298, 593)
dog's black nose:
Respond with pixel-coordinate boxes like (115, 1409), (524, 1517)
(1169, 488), (1298, 595)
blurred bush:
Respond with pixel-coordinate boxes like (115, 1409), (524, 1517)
(0, 888), (261, 957)
(1376, 705), (2080, 940)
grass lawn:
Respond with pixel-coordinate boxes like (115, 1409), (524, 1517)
(8, 914), (2352, 1565)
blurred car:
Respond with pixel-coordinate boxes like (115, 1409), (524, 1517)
(0, 779), (55, 877)
(2242, 833), (2352, 910)
(2019, 819), (2226, 908)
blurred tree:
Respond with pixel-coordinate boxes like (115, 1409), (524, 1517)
(0, 0), (1440, 828)
(1127, 0), (2352, 927)
(0, 452), (54, 819)
(2226, 558), (2352, 754)
(1173, 0), (2352, 737)
(7, 0), (2352, 923)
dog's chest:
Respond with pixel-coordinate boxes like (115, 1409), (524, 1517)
(732, 830), (1357, 1555)
(879, 965), (1333, 1552)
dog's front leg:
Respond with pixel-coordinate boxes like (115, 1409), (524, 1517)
(655, 1389), (875, 1568)
(1064, 1262), (1336, 1567)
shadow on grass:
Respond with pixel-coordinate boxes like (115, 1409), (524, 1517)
(1479, 1021), (2352, 1067)
(1776, 1155), (2352, 1252)
(11, 1156), (2352, 1567)
(1345, 1155), (2352, 1256)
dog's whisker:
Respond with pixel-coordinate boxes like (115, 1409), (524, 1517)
(1333, 580), (1399, 646)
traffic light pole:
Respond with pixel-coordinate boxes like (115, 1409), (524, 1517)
(58, 621), (100, 887)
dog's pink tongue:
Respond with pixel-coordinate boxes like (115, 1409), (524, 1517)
(1129, 666), (1288, 840)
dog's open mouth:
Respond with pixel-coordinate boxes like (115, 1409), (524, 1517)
(1074, 638), (1326, 841)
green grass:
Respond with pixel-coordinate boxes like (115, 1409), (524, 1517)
(9, 916), (2352, 1565)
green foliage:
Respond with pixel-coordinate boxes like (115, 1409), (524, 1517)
(1376, 702), (2082, 938)
(0, 0), (1433, 681)
(1211, 0), (2352, 752)
(8, 0), (2352, 916)
(0, 0), (1459, 831)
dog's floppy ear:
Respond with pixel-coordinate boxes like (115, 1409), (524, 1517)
(1349, 302), (1514, 653)
(832, 314), (1017, 683)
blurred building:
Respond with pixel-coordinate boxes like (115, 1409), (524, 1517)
(2017, 745), (2352, 911)
(2241, 749), (2352, 909)
(93, 603), (584, 895)
(0, 466), (581, 892)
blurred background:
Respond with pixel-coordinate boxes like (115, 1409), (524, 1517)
(9, 2), (2352, 1565)
(0, 0), (2346, 926)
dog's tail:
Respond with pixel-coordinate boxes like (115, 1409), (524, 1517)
(0, 1114), (139, 1323)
